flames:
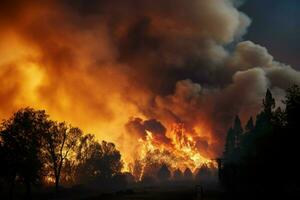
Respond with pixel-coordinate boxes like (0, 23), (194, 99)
(169, 123), (212, 167)
(127, 123), (215, 180)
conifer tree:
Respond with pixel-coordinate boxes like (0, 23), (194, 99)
(245, 117), (254, 133)
(223, 127), (235, 159)
(233, 115), (243, 148)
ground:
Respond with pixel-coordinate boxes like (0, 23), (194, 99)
(57, 183), (224, 200)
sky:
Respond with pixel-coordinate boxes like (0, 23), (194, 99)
(241, 0), (300, 69)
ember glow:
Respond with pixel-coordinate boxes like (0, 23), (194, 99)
(1, 0), (300, 178)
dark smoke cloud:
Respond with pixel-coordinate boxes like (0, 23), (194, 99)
(126, 118), (170, 144)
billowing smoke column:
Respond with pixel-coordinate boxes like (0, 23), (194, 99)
(1, 0), (300, 176)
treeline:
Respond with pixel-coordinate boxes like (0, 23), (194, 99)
(140, 163), (217, 185)
(0, 108), (218, 199)
(221, 85), (300, 197)
(0, 108), (123, 199)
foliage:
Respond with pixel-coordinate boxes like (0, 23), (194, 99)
(0, 107), (123, 198)
(0, 108), (50, 198)
(221, 85), (300, 195)
(42, 121), (82, 192)
(75, 136), (123, 184)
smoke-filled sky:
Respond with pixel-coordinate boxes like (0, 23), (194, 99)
(0, 0), (299, 166)
(241, 0), (300, 69)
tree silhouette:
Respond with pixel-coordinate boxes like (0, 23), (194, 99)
(255, 89), (275, 136)
(183, 168), (193, 180)
(0, 134), (7, 191)
(233, 115), (243, 149)
(195, 164), (212, 182)
(263, 89), (275, 116)
(128, 160), (143, 181)
(43, 121), (82, 193)
(223, 127), (234, 159)
(157, 164), (171, 182)
(245, 117), (254, 133)
(220, 86), (300, 196)
(284, 85), (300, 182)
(76, 139), (123, 184)
(173, 168), (183, 181)
(0, 108), (49, 199)
(285, 85), (300, 128)
(97, 141), (123, 179)
(223, 115), (244, 163)
(0, 107), (126, 197)
(75, 134), (98, 183)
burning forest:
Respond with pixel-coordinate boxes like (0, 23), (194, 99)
(0, 0), (300, 199)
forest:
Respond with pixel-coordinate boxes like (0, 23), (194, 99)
(220, 84), (300, 198)
(1, 85), (300, 200)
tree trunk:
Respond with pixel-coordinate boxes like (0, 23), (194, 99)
(55, 175), (60, 194)
(55, 162), (63, 194)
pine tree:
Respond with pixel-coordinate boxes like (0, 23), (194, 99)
(233, 115), (243, 148)
(245, 117), (254, 133)
(284, 85), (300, 127)
(173, 169), (183, 181)
(223, 127), (235, 159)
(256, 89), (275, 135)
(263, 89), (275, 117)
(157, 164), (171, 181)
(183, 168), (193, 180)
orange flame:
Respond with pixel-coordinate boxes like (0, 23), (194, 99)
(127, 123), (215, 180)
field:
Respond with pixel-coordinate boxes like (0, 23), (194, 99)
(52, 183), (224, 200)
(5, 182), (223, 200)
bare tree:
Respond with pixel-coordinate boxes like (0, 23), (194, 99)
(43, 122), (82, 193)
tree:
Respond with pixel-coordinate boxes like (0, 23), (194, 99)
(220, 86), (300, 195)
(283, 85), (300, 181)
(122, 172), (135, 184)
(273, 108), (286, 128)
(0, 137), (6, 190)
(75, 134), (100, 183)
(157, 164), (171, 182)
(255, 89), (276, 137)
(128, 160), (143, 181)
(183, 168), (193, 180)
(0, 108), (49, 199)
(223, 127), (234, 159)
(255, 89), (275, 131)
(284, 85), (300, 127)
(233, 115), (243, 148)
(195, 164), (212, 182)
(43, 122), (82, 193)
(245, 117), (254, 133)
(224, 115), (244, 162)
(97, 141), (123, 179)
(173, 169), (183, 181)
(263, 89), (275, 116)
(75, 139), (123, 184)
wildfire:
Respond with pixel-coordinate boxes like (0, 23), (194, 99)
(128, 123), (215, 180)
(170, 123), (212, 167)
